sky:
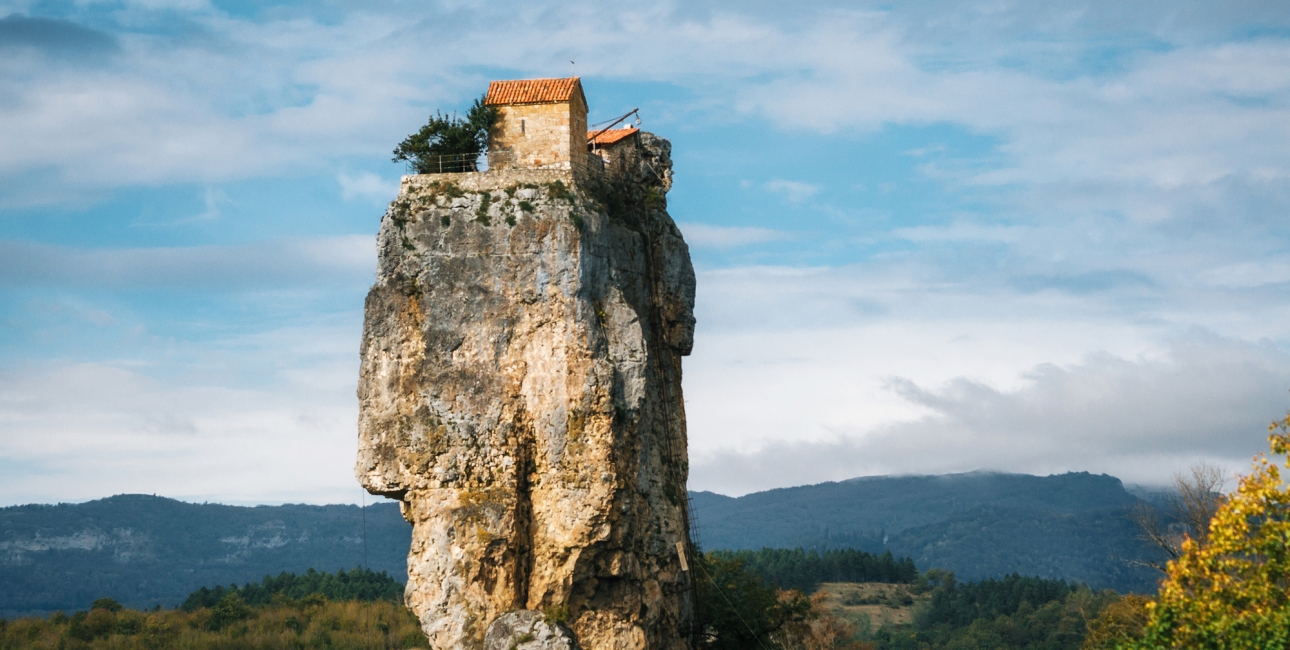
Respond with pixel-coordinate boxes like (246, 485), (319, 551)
(2, 1), (1290, 505)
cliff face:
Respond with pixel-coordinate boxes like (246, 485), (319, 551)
(356, 133), (696, 650)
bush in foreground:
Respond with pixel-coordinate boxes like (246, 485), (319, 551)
(0, 596), (428, 650)
(1127, 416), (1290, 649)
(1, 569), (425, 650)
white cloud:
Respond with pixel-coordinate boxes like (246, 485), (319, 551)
(689, 334), (1290, 495)
(678, 222), (789, 248)
(1199, 260), (1290, 289)
(3, 1), (1287, 218)
(0, 235), (375, 289)
(175, 187), (225, 223)
(339, 171), (398, 203)
(680, 255), (1290, 494)
(0, 12), (438, 202)
(0, 347), (363, 506)
(893, 222), (1023, 243)
(3, 0), (1290, 505)
(764, 179), (821, 203)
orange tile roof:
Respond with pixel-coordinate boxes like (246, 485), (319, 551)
(485, 78), (583, 106)
(588, 127), (639, 146)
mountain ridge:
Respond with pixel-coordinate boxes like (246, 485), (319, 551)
(0, 494), (410, 618)
(689, 470), (1165, 593)
(2, 471), (1168, 617)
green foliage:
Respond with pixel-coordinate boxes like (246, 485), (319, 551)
(90, 599), (122, 613)
(475, 192), (492, 225)
(864, 572), (1121, 650)
(0, 597), (428, 649)
(180, 567), (403, 611)
(389, 197), (412, 227)
(543, 180), (575, 203)
(68, 609), (116, 641)
(207, 592), (251, 631)
(542, 604), (569, 625)
(393, 95), (500, 174)
(419, 180), (464, 198)
(644, 186), (666, 210)
(517, 200), (534, 213)
(915, 573), (1077, 628)
(694, 552), (813, 650)
(1128, 417), (1290, 649)
(712, 548), (918, 594)
(503, 182), (538, 197)
(1081, 593), (1150, 649)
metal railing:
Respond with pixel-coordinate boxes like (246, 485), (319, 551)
(404, 152), (490, 175)
(402, 150), (614, 175)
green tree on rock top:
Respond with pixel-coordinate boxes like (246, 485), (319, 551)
(393, 95), (500, 173)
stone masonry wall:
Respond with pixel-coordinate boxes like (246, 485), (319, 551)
(591, 135), (640, 182)
(489, 102), (588, 174)
(357, 133), (695, 650)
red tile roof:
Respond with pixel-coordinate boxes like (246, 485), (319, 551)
(588, 127), (639, 146)
(485, 78), (584, 106)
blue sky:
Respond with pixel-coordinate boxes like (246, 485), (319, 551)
(2, 0), (1290, 504)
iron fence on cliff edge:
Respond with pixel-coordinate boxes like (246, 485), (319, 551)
(403, 152), (491, 174)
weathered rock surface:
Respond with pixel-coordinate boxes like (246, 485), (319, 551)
(357, 133), (696, 650)
(483, 611), (578, 650)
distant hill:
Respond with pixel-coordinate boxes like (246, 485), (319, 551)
(689, 471), (1167, 594)
(1, 472), (1169, 616)
(0, 495), (409, 618)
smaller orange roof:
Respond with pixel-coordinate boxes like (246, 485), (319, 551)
(588, 127), (639, 146)
(485, 78), (583, 106)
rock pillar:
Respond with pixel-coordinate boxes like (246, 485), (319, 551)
(357, 134), (696, 650)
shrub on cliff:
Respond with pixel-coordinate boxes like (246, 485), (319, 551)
(393, 96), (500, 173)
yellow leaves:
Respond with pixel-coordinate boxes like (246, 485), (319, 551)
(1131, 415), (1290, 649)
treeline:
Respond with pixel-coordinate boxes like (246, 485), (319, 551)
(870, 571), (1123, 649)
(921, 571), (1079, 627)
(0, 556), (1137, 650)
(181, 567), (403, 610)
(0, 596), (427, 649)
(689, 548), (1136, 650)
(710, 547), (918, 593)
(0, 569), (426, 650)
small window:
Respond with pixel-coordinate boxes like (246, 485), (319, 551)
(521, 119), (526, 134)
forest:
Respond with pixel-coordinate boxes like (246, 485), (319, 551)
(709, 547), (919, 592)
(0, 569), (425, 650)
(866, 572), (1123, 649)
(691, 471), (1167, 593)
(8, 454), (1280, 648)
(179, 568), (404, 610)
(1, 558), (1134, 650)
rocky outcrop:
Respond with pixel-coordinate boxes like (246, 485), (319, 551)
(484, 611), (578, 650)
(356, 133), (696, 650)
